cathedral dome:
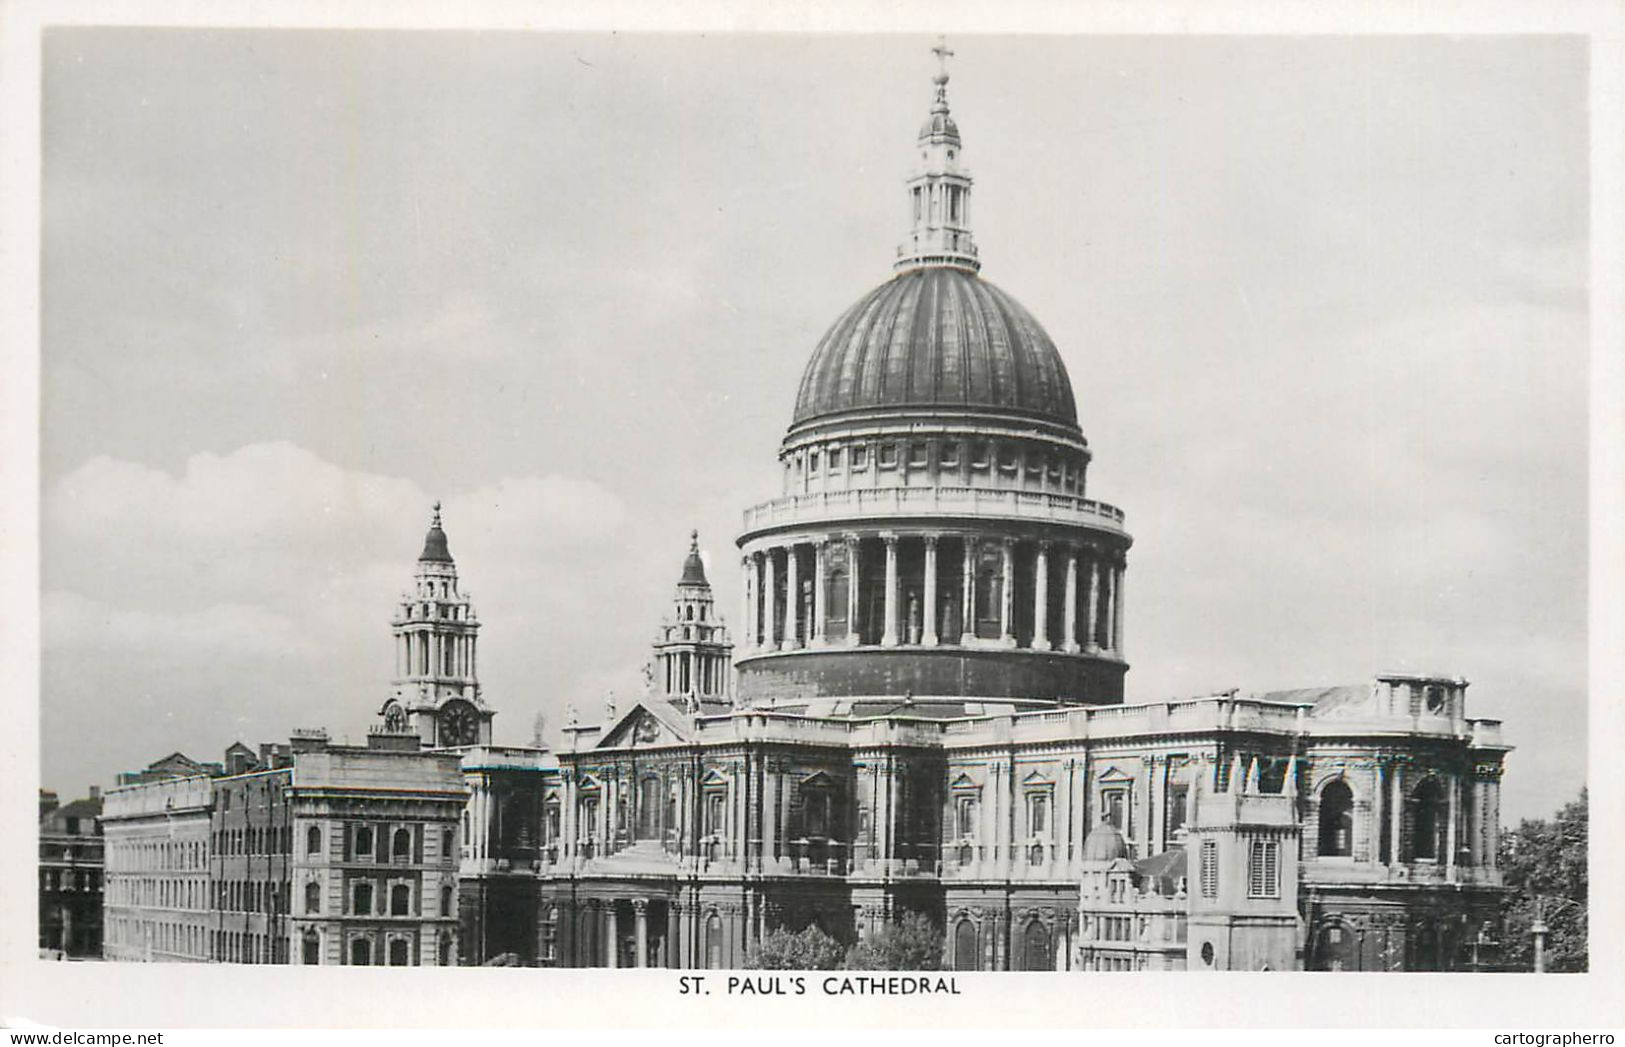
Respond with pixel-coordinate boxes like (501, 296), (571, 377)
(789, 267), (1079, 431)
(1082, 822), (1129, 862)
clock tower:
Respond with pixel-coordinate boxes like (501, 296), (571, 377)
(380, 503), (495, 747)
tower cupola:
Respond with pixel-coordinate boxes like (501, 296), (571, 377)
(895, 39), (979, 274)
(380, 503), (493, 747)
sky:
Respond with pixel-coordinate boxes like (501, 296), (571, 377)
(40, 31), (1587, 823)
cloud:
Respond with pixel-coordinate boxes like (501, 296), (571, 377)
(41, 441), (633, 780)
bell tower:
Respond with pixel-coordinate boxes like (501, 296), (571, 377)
(649, 529), (734, 710)
(380, 503), (494, 747)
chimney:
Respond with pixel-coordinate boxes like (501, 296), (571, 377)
(88, 785), (101, 802)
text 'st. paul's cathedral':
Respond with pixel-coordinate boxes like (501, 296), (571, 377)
(411, 49), (1511, 974)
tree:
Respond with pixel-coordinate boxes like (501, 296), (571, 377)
(1498, 787), (1587, 972)
(843, 911), (944, 971)
(743, 924), (845, 970)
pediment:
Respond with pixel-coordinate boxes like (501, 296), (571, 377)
(950, 772), (981, 791)
(1021, 769), (1055, 788)
(1096, 765), (1134, 783)
(596, 700), (691, 749)
(800, 770), (838, 789)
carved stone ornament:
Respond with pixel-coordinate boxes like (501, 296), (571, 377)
(635, 716), (661, 744)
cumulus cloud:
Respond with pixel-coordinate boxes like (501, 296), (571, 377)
(42, 441), (632, 778)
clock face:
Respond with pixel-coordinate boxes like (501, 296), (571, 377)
(439, 700), (478, 745)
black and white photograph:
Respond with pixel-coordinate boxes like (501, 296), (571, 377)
(4, 0), (1622, 1032)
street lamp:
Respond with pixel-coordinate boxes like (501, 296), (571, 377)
(1531, 894), (1584, 973)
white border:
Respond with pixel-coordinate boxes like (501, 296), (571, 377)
(2, 0), (1621, 1030)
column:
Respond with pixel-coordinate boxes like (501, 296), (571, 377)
(881, 533), (900, 647)
(764, 767), (781, 869)
(783, 544), (800, 650)
(607, 905), (619, 968)
(740, 556), (755, 655)
(634, 900), (649, 968)
(999, 539), (1016, 647)
(845, 535), (862, 646)
(1372, 762), (1386, 865)
(1389, 763), (1403, 865)
(1100, 561), (1116, 655)
(1446, 776), (1459, 872)
(762, 549), (777, 649)
(960, 538), (977, 645)
(1062, 546), (1080, 654)
(1033, 541), (1050, 650)
(1084, 553), (1100, 652)
(1111, 560), (1126, 655)
(922, 535), (939, 646)
(812, 541), (827, 646)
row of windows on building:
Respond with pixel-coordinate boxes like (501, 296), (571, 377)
(213, 824), (291, 857)
(215, 928), (287, 964)
(299, 878), (455, 919)
(302, 823), (453, 863)
(40, 868), (101, 893)
(323, 932), (452, 967)
(105, 916), (206, 958)
(216, 878), (290, 914)
(106, 836), (206, 872)
(106, 874), (203, 909)
(783, 436), (1089, 497)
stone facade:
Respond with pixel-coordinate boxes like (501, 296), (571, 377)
(38, 789), (104, 959)
(101, 731), (467, 965)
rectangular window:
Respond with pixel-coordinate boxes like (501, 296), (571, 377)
(1101, 787), (1129, 833)
(1027, 793), (1049, 837)
(851, 446), (867, 469)
(1200, 840), (1218, 898)
(1248, 840), (1280, 899)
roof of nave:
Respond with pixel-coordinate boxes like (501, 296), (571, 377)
(1254, 684), (1369, 716)
(1133, 846), (1187, 897)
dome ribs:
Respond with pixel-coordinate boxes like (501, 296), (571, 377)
(788, 268), (1081, 432)
(907, 271), (939, 407)
(970, 276), (1014, 411)
(931, 270), (966, 408)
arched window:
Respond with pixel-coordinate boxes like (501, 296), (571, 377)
(302, 931), (319, 965)
(1022, 921), (1051, 972)
(1412, 779), (1445, 860)
(391, 884), (411, 916)
(353, 881), (373, 916)
(440, 885), (453, 917)
(389, 938), (410, 966)
(304, 881), (320, 915)
(392, 828), (411, 862)
(439, 935), (453, 967)
(349, 937), (371, 966)
(355, 825), (374, 857)
(1318, 780), (1355, 857)
(307, 826), (322, 855)
(953, 920), (978, 971)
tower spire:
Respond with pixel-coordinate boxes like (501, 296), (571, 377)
(896, 37), (979, 274)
